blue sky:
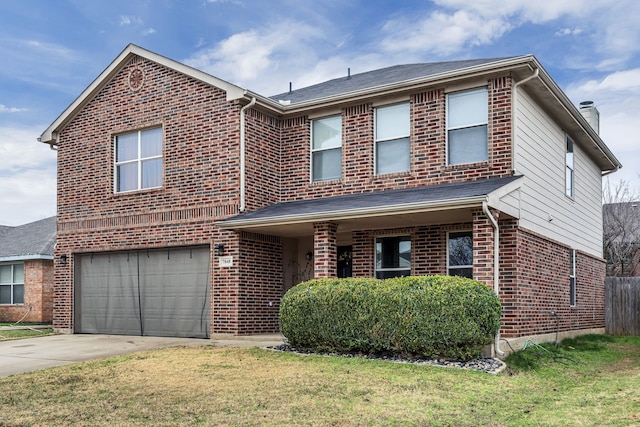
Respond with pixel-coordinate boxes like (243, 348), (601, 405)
(1, 0), (639, 225)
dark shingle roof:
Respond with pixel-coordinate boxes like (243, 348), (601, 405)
(220, 176), (521, 225)
(269, 58), (514, 105)
(0, 216), (56, 259)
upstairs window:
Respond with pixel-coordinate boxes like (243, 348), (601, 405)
(115, 127), (163, 193)
(447, 88), (488, 165)
(448, 231), (473, 278)
(311, 115), (342, 182)
(566, 136), (574, 198)
(376, 236), (411, 279)
(0, 263), (24, 305)
(375, 102), (410, 175)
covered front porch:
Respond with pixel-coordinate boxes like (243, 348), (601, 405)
(219, 176), (522, 291)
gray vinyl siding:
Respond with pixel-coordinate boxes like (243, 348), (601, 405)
(514, 88), (603, 257)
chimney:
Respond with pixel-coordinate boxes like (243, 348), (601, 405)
(579, 101), (600, 134)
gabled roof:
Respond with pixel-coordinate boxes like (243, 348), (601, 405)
(269, 58), (511, 105)
(39, 44), (246, 145)
(0, 216), (56, 261)
(39, 46), (621, 173)
(218, 176), (522, 231)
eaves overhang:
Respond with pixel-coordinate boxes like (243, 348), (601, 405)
(0, 254), (54, 262)
(218, 196), (488, 230)
(525, 57), (621, 173)
(217, 176), (523, 233)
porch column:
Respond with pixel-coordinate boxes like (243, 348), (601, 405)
(472, 207), (499, 288)
(313, 222), (338, 278)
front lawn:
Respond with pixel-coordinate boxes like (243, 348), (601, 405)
(0, 334), (638, 426)
(0, 326), (55, 340)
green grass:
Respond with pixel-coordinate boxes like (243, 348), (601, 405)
(0, 327), (55, 340)
(0, 334), (638, 426)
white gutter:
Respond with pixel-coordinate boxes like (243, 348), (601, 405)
(511, 67), (539, 174)
(219, 195), (488, 229)
(0, 255), (54, 262)
(482, 201), (504, 357)
(239, 97), (256, 212)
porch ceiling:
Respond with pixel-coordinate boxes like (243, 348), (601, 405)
(217, 176), (522, 238)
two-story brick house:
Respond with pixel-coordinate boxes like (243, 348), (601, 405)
(40, 44), (620, 352)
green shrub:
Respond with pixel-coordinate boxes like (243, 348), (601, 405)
(279, 275), (501, 360)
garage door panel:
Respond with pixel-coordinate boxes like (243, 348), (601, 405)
(76, 252), (142, 335)
(75, 247), (210, 338)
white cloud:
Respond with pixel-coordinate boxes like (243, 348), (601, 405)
(142, 28), (156, 36)
(380, 10), (512, 55)
(0, 104), (27, 113)
(0, 126), (57, 225)
(119, 15), (143, 26)
(555, 27), (583, 37)
(184, 21), (342, 94)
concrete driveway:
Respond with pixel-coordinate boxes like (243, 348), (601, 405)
(0, 333), (284, 377)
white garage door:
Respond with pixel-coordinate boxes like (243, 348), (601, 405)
(75, 246), (210, 338)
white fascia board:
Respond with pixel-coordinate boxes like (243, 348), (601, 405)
(530, 57), (621, 172)
(39, 44), (246, 145)
(217, 196), (488, 229)
(0, 254), (54, 262)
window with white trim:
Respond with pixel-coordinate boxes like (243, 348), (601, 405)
(375, 236), (411, 279)
(566, 136), (574, 198)
(0, 263), (24, 305)
(375, 102), (410, 175)
(570, 249), (576, 306)
(448, 231), (473, 278)
(447, 88), (488, 165)
(115, 127), (163, 193)
(311, 115), (342, 182)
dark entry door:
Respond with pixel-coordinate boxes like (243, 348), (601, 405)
(338, 246), (352, 278)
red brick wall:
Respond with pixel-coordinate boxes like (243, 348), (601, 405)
(244, 110), (281, 211)
(499, 227), (605, 337)
(278, 77), (513, 202)
(349, 220), (604, 339)
(53, 55), (253, 334)
(0, 260), (53, 323)
(313, 222), (338, 278)
(238, 232), (283, 333)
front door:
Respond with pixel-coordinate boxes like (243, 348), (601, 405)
(337, 246), (352, 278)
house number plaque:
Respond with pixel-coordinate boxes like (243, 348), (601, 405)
(219, 256), (233, 267)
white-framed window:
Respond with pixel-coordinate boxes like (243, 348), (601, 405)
(0, 263), (24, 305)
(311, 115), (342, 182)
(115, 127), (163, 193)
(448, 231), (473, 278)
(566, 136), (574, 198)
(570, 249), (577, 306)
(447, 88), (488, 165)
(375, 102), (410, 175)
(375, 236), (411, 279)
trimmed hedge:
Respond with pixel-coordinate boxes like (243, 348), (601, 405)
(279, 275), (501, 360)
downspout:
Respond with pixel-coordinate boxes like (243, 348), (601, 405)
(239, 96), (256, 212)
(511, 68), (539, 174)
(483, 201), (504, 357)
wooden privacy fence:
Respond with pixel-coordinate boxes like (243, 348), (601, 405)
(605, 277), (640, 335)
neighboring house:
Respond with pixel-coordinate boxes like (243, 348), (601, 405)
(603, 202), (640, 277)
(0, 216), (56, 323)
(39, 44), (620, 351)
